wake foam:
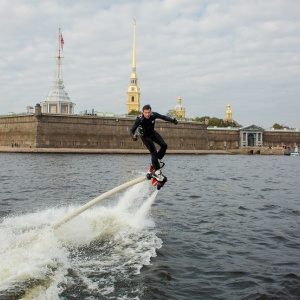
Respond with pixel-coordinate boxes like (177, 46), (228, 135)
(0, 180), (162, 299)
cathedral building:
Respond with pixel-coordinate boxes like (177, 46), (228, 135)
(126, 19), (140, 114)
(224, 103), (233, 122)
(173, 96), (186, 119)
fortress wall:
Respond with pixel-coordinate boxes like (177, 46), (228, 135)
(207, 129), (240, 149)
(0, 115), (37, 147)
(2, 114), (299, 151)
(36, 114), (129, 148)
(155, 120), (208, 150)
(35, 114), (208, 149)
(264, 130), (300, 147)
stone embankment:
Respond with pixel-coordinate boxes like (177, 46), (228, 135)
(0, 146), (286, 155)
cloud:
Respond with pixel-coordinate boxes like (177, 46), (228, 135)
(0, 0), (299, 128)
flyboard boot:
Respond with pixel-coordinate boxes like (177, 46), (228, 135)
(146, 161), (167, 190)
(146, 161), (165, 179)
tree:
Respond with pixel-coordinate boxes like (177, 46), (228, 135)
(273, 123), (282, 129)
(192, 116), (241, 127)
(193, 116), (207, 122)
(128, 109), (141, 116)
(209, 117), (224, 127)
(272, 123), (290, 129)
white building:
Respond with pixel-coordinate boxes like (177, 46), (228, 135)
(41, 28), (75, 114)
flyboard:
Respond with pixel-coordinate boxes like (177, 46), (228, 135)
(146, 163), (167, 190)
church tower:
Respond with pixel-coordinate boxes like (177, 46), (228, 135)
(126, 19), (140, 114)
(41, 28), (75, 114)
(224, 103), (233, 122)
(173, 96), (186, 119)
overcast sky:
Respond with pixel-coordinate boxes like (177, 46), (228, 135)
(1, 0), (299, 128)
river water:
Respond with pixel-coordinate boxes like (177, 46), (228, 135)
(0, 153), (299, 300)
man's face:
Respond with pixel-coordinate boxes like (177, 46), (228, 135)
(143, 109), (151, 119)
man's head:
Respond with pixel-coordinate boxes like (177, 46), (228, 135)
(142, 104), (152, 119)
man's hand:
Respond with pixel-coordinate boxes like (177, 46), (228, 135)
(173, 118), (178, 125)
(132, 135), (138, 141)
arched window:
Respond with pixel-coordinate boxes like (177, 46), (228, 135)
(131, 96), (134, 102)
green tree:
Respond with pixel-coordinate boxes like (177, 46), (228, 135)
(273, 123), (282, 129)
(208, 117), (224, 127)
(193, 116), (241, 127)
(272, 123), (290, 129)
(128, 109), (141, 116)
(193, 116), (207, 122)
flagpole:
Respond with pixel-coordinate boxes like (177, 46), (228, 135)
(57, 28), (61, 79)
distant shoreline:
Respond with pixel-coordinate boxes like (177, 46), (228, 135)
(0, 146), (230, 155)
(0, 146), (286, 155)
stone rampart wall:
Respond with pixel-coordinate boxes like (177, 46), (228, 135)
(34, 114), (208, 149)
(207, 129), (240, 149)
(1, 114), (300, 151)
(264, 130), (300, 147)
(0, 115), (37, 147)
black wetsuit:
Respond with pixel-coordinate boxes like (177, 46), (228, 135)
(130, 112), (176, 170)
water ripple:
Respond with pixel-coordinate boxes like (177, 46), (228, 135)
(1, 154), (300, 299)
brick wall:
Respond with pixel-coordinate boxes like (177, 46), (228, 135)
(0, 115), (37, 147)
(264, 130), (300, 147)
(1, 114), (299, 151)
(207, 128), (240, 149)
(0, 114), (207, 149)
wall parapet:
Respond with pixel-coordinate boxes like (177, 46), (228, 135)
(0, 114), (208, 150)
(1, 114), (300, 151)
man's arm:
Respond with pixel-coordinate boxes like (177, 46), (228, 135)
(129, 117), (141, 140)
(153, 112), (178, 124)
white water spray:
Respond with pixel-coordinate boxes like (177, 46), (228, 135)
(0, 177), (161, 299)
(131, 189), (159, 227)
(52, 175), (147, 229)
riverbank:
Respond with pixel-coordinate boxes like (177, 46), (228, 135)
(0, 146), (231, 155)
(0, 146), (286, 155)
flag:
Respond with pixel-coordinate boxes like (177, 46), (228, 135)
(61, 34), (64, 50)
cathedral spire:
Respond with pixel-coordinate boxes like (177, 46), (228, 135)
(126, 18), (140, 114)
(132, 18), (136, 74)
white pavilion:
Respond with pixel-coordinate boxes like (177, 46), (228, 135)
(41, 28), (75, 114)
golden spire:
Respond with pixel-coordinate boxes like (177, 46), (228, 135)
(132, 18), (136, 73)
(126, 19), (140, 113)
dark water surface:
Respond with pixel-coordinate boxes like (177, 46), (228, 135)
(0, 153), (299, 299)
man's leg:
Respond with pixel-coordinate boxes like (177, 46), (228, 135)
(140, 136), (160, 170)
(152, 132), (168, 161)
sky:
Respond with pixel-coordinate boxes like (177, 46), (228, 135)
(1, 0), (299, 128)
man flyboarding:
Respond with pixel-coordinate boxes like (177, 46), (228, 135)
(129, 104), (178, 182)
